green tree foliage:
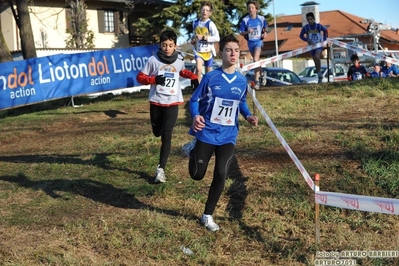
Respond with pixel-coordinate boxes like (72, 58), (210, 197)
(65, 0), (95, 48)
(133, 0), (272, 44)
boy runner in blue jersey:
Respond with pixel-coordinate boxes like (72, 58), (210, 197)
(240, 0), (268, 89)
(183, 34), (258, 232)
(191, 1), (220, 82)
(299, 12), (328, 83)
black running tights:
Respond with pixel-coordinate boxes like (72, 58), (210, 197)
(189, 140), (235, 215)
(150, 104), (178, 169)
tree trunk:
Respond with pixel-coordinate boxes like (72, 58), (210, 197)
(0, 28), (13, 62)
(15, 0), (36, 59)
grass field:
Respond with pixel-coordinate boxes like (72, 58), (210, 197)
(1, 78), (399, 265)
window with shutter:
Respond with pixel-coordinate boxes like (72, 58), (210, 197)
(104, 10), (114, 32)
(97, 10), (122, 34)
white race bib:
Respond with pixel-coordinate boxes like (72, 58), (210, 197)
(156, 71), (179, 95)
(210, 97), (239, 126)
(309, 32), (322, 44)
(197, 40), (211, 53)
(249, 25), (262, 40)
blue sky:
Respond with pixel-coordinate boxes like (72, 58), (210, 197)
(178, 0), (398, 44)
(271, 0), (398, 28)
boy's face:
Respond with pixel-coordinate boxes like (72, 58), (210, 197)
(200, 5), (212, 20)
(352, 58), (359, 66)
(160, 39), (176, 57)
(221, 42), (240, 66)
(247, 3), (258, 16)
(306, 16), (315, 25)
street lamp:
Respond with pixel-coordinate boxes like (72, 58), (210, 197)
(360, 19), (391, 53)
(272, 0), (279, 65)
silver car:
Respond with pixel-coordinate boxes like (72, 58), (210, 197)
(297, 65), (347, 83)
(245, 67), (303, 86)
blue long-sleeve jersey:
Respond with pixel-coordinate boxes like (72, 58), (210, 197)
(189, 67), (252, 146)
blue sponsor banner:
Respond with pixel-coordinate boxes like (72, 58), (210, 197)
(0, 44), (158, 110)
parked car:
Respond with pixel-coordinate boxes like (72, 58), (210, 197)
(297, 65), (347, 83)
(244, 67), (304, 87)
(179, 62), (221, 90)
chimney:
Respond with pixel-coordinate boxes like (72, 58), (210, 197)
(301, 1), (320, 27)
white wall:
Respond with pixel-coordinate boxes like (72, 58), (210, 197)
(1, 9), (17, 51)
(2, 5), (130, 51)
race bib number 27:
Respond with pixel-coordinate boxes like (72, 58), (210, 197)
(156, 71), (179, 95)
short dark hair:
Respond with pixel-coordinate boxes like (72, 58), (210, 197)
(246, 0), (260, 10)
(201, 1), (213, 10)
(219, 34), (239, 51)
(159, 30), (177, 44)
(350, 54), (359, 62)
(306, 12), (315, 19)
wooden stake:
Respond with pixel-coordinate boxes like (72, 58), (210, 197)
(315, 173), (320, 245)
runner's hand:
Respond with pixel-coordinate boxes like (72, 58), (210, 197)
(155, 75), (166, 85)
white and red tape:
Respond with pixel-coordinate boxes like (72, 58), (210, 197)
(242, 38), (399, 73)
(247, 39), (399, 215)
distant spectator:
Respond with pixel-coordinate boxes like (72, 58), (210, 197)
(347, 54), (369, 81)
(382, 61), (399, 77)
(370, 63), (386, 78)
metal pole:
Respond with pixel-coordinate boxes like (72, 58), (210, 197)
(273, 0), (279, 67)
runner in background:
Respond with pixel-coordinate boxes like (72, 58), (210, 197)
(191, 1), (220, 83)
(299, 12), (328, 84)
(239, 0), (268, 89)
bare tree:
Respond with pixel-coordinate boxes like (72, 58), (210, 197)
(0, 27), (13, 62)
(7, 0), (37, 58)
(36, 28), (49, 48)
(65, 0), (95, 48)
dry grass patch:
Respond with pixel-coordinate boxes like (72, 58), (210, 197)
(1, 80), (399, 265)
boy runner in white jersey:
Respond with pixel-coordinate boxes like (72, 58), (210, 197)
(137, 30), (199, 184)
(183, 34), (258, 232)
(191, 1), (220, 82)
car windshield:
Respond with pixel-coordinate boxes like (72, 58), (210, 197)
(265, 69), (302, 84)
(298, 66), (327, 77)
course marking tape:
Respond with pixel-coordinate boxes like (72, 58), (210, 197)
(246, 39), (398, 211)
(248, 86), (318, 191)
(241, 38), (399, 73)
(316, 191), (399, 215)
(242, 41), (327, 71)
(329, 39), (399, 66)
(250, 86), (399, 214)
